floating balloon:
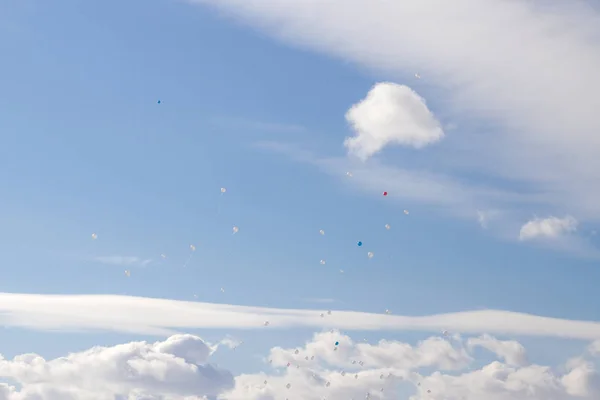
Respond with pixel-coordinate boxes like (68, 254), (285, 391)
(263, 380), (267, 385)
(383, 191), (388, 196)
(327, 310), (331, 315)
(264, 321), (269, 326)
(91, 233), (97, 239)
(220, 187), (226, 193)
(157, 100), (161, 104)
(367, 252), (374, 258)
(415, 73), (421, 79)
(220, 287), (225, 293)
(294, 349), (299, 354)
(357, 241), (363, 246)
(319, 229), (325, 235)
(335, 341), (339, 346)
(286, 383), (291, 389)
(190, 244), (196, 251)
(124, 270), (130, 277)
(160, 253), (166, 259)
(404, 209), (409, 215)
(320, 259), (326, 265)
(232, 226), (239, 234)
(320, 313), (324, 317)
(346, 171), (353, 177)
(385, 309), (391, 314)
(385, 224), (391, 230)
(339, 269), (344, 273)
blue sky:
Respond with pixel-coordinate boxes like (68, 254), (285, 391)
(1, 0), (600, 399)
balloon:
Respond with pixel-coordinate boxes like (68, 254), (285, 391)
(157, 100), (161, 104)
(189, 244), (196, 251)
(335, 341), (339, 346)
(220, 187), (226, 193)
(160, 254), (166, 259)
(385, 224), (391, 230)
(91, 233), (97, 239)
(383, 191), (388, 196)
(286, 383), (291, 389)
(346, 171), (353, 177)
(232, 226), (239, 234)
(357, 241), (362, 246)
(319, 229), (325, 235)
(124, 270), (130, 277)
(320, 259), (326, 265)
(367, 252), (374, 258)
(404, 209), (409, 215)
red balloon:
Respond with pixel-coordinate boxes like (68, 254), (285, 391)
(383, 191), (388, 196)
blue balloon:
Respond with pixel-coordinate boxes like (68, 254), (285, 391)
(335, 341), (339, 346)
(157, 100), (161, 104)
(357, 241), (363, 246)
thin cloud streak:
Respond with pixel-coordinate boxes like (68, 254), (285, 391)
(94, 256), (152, 267)
(1, 293), (600, 340)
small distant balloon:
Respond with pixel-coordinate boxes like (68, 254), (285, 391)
(91, 233), (97, 240)
(367, 252), (374, 258)
(232, 226), (239, 234)
(320, 259), (326, 265)
(415, 73), (421, 79)
(357, 241), (363, 246)
(264, 321), (269, 326)
(339, 269), (344, 273)
(385, 309), (391, 314)
(404, 209), (409, 215)
(319, 229), (325, 235)
(190, 244), (196, 251)
(335, 341), (339, 346)
(294, 349), (299, 354)
(160, 253), (166, 259)
(124, 270), (130, 277)
(157, 100), (161, 104)
(263, 380), (267, 385)
(220, 187), (226, 193)
(346, 171), (353, 177)
(220, 287), (225, 293)
(286, 383), (291, 389)
(382, 191), (388, 196)
(385, 224), (391, 230)
(327, 310), (331, 315)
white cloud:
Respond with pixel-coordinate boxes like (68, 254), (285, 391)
(1, 293), (600, 340)
(343, 83), (444, 160)
(467, 334), (528, 366)
(1, 331), (600, 399)
(0, 334), (233, 399)
(191, 0), (600, 253)
(94, 256), (152, 267)
(519, 216), (578, 241)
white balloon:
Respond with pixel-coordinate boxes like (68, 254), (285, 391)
(220, 187), (227, 193)
(91, 233), (97, 239)
(367, 252), (374, 258)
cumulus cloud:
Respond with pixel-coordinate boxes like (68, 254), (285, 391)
(0, 334), (232, 399)
(1, 331), (600, 399)
(467, 334), (528, 366)
(343, 83), (444, 160)
(2, 293), (600, 340)
(519, 216), (578, 241)
(94, 256), (152, 267)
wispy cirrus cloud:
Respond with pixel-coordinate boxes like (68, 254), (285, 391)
(93, 256), (152, 267)
(197, 0), (600, 257)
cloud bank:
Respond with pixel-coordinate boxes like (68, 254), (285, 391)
(1, 293), (600, 340)
(1, 330), (600, 399)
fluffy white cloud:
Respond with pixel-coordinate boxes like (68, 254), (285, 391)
(343, 83), (444, 160)
(519, 216), (578, 241)
(467, 334), (528, 366)
(1, 331), (600, 399)
(0, 334), (232, 399)
(3, 293), (600, 339)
